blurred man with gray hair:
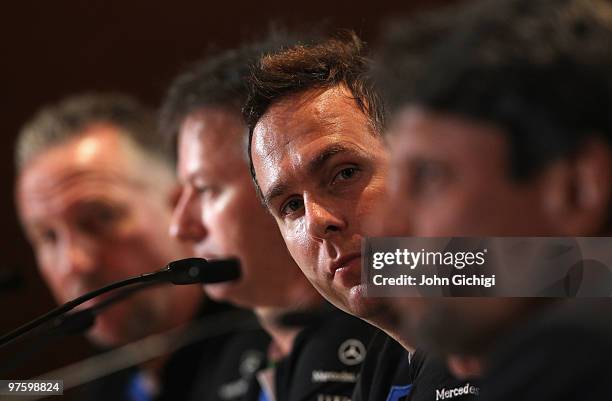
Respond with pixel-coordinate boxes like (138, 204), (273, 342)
(14, 93), (268, 401)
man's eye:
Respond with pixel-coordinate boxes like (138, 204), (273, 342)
(77, 204), (125, 235)
(194, 185), (217, 198)
(194, 185), (209, 194)
(414, 162), (446, 182)
(332, 166), (360, 184)
(280, 198), (304, 217)
(95, 207), (120, 222)
(39, 229), (58, 245)
(410, 161), (450, 195)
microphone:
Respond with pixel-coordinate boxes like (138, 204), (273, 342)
(0, 257), (240, 349)
(158, 257), (241, 284)
(50, 282), (160, 337)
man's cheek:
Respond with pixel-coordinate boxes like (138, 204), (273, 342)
(282, 218), (306, 247)
(43, 273), (70, 303)
(282, 226), (314, 267)
(283, 235), (306, 266)
(105, 241), (157, 278)
(39, 259), (64, 292)
(410, 198), (454, 235)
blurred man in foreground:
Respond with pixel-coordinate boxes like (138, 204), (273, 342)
(376, 0), (612, 399)
(14, 94), (267, 401)
(161, 41), (376, 401)
(245, 33), (479, 400)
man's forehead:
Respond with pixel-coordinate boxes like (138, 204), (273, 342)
(20, 182), (124, 224)
(18, 131), (145, 215)
(253, 126), (373, 194)
(252, 86), (372, 164)
(264, 85), (352, 123)
(180, 108), (245, 147)
(32, 126), (136, 172)
(178, 109), (246, 177)
(390, 107), (508, 156)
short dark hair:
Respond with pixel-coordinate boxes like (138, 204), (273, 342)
(16, 93), (168, 170)
(159, 35), (298, 143)
(243, 32), (384, 197)
(244, 32), (384, 133)
(380, 0), (612, 180)
(375, 1), (479, 113)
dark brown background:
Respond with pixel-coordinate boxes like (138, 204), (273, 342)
(0, 0), (452, 395)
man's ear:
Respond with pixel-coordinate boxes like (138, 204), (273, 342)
(541, 137), (612, 235)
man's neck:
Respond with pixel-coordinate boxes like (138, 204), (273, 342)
(255, 307), (303, 358)
(366, 307), (417, 353)
(138, 289), (205, 383)
(255, 292), (327, 358)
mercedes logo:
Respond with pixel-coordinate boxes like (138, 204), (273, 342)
(338, 339), (366, 366)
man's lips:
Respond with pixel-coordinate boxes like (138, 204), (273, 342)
(329, 253), (362, 288)
(330, 252), (361, 275)
(191, 246), (225, 261)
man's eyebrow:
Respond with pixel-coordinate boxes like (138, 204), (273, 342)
(263, 181), (290, 209)
(305, 144), (362, 176)
(262, 144), (362, 208)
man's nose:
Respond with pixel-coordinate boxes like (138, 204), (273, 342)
(367, 189), (413, 237)
(304, 196), (347, 240)
(169, 187), (208, 243)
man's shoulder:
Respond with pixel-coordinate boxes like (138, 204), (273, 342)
(278, 308), (377, 401)
(482, 300), (612, 401)
(166, 303), (270, 401)
(352, 332), (412, 401)
(290, 308), (378, 372)
(190, 327), (270, 401)
(69, 366), (137, 401)
(353, 335), (480, 401)
(409, 351), (480, 401)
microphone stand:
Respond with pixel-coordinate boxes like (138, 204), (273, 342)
(0, 257), (239, 349)
(0, 281), (160, 375)
(28, 310), (260, 401)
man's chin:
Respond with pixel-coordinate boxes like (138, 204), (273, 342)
(87, 307), (155, 348)
(203, 281), (242, 304)
(345, 283), (385, 320)
(86, 324), (127, 348)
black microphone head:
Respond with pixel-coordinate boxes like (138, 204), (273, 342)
(165, 258), (241, 285)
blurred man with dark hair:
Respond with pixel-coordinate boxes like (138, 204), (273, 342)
(15, 93), (267, 401)
(245, 33), (479, 401)
(376, 0), (612, 399)
(161, 40), (376, 401)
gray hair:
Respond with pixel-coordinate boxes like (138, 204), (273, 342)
(16, 93), (173, 171)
